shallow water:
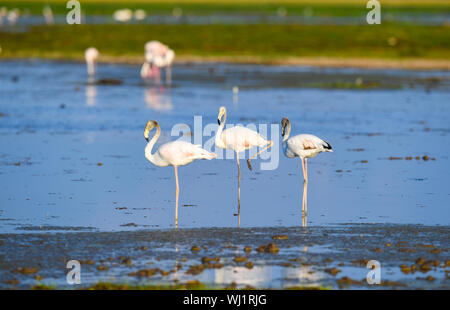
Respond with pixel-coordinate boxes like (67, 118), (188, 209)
(0, 225), (448, 289)
(0, 60), (449, 233)
(1, 12), (449, 28)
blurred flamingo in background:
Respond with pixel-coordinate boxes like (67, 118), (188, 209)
(281, 117), (333, 226)
(141, 41), (175, 85)
(0, 7), (8, 26)
(113, 9), (133, 22)
(144, 120), (216, 228)
(7, 8), (19, 26)
(215, 106), (273, 226)
(43, 5), (54, 25)
(85, 47), (99, 77)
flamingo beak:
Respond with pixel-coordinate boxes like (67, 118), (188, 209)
(217, 119), (221, 125)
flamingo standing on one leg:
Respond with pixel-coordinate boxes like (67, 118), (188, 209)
(215, 106), (273, 226)
(141, 41), (175, 85)
(281, 117), (333, 226)
(85, 47), (99, 77)
(144, 120), (216, 228)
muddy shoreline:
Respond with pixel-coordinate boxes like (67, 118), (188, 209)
(0, 224), (448, 289)
(1, 56), (450, 71)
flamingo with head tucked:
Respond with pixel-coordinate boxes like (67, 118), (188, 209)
(85, 47), (99, 76)
(215, 106), (273, 226)
(144, 120), (216, 228)
(141, 41), (175, 84)
(281, 117), (333, 225)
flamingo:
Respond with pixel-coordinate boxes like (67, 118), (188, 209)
(144, 120), (216, 228)
(281, 117), (333, 225)
(43, 5), (54, 25)
(113, 9), (133, 22)
(215, 106), (273, 226)
(141, 41), (175, 85)
(85, 47), (99, 76)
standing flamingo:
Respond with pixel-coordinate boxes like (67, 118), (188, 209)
(85, 47), (99, 76)
(281, 117), (333, 226)
(215, 106), (273, 226)
(141, 41), (175, 84)
(144, 120), (216, 228)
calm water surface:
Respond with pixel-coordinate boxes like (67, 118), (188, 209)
(0, 60), (449, 232)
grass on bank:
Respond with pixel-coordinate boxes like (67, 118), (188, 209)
(1, 23), (449, 64)
(1, 0), (449, 16)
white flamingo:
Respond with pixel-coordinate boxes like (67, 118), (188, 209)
(85, 47), (99, 76)
(43, 5), (54, 25)
(113, 9), (133, 22)
(281, 117), (333, 225)
(215, 106), (273, 226)
(141, 41), (175, 84)
(144, 120), (216, 228)
(0, 7), (8, 26)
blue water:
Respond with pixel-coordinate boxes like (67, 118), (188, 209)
(0, 60), (449, 232)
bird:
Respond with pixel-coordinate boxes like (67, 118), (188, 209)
(215, 106), (273, 226)
(43, 5), (54, 25)
(144, 120), (216, 228)
(141, 41), (175, 85)
(85, 47), (99, 77)
(134, 9), (146, 21)
(281, 117), (333, 225)
(113, 9), (133, 22)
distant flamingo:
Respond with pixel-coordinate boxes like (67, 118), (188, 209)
(141, 41), (175, 85)
(43, 5), (54, 25)
(113, 9), (133, 22)
(85, 47), (99, 76)
(144, 120), (216, 228)
(215, 106), (273, 226)
(281, 117), (333, 225)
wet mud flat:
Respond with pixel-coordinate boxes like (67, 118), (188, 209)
(0, 224), (448, 290)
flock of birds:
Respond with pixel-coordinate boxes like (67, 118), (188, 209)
(0, 6), (179, 26)
(144, 108), (332, 228)
(0, 6), (55, 26)
(85, 41), (332, 228)
(84, 40), (174, 85)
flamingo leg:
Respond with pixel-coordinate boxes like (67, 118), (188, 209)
(166, 65), (172, 86)
(305, 158), (308, 219)
(236, 151), (241, 228)
(303, 180), (308, 227)
(300, 158), (306, 222)
(174, 165), (179, 228)
(246, 141), (274, 171)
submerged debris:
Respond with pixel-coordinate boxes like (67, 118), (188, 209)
(272, 235), (289, 240)
(256, 243), (280, 253)
(13, 267), (38, 275)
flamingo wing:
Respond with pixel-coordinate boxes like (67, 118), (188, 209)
(287, 134), (332, 157)
(222, 126), (268, 151)
(157, 141), (215, 166)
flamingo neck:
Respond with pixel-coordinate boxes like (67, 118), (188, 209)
(282, 121), (291, 142)
(145, 124), (161, 165)
(215, 110), (226, 148)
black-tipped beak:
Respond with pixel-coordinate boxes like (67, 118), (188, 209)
(145, 136), (149, 142)
(217, 119), (221, 125)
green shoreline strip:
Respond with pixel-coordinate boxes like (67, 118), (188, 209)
(1, 24), (448, 61)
